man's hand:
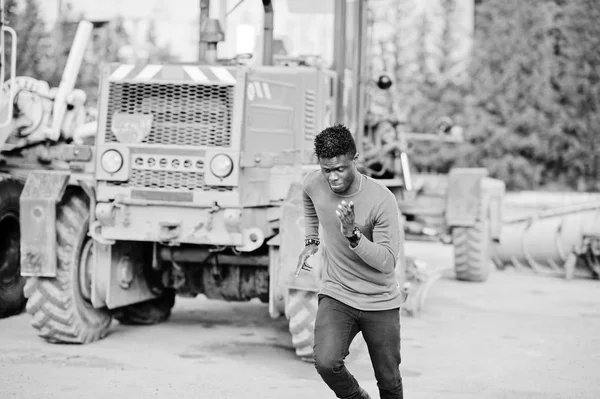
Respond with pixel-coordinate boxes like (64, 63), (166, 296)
(295, 243), (319, 277)
(335, 200), (355, 237)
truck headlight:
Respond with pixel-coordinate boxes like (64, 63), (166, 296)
(210, 154), (233, 178)
(101, 150), (124, 174)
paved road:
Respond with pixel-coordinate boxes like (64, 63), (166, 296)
(1, 242), (599, 399)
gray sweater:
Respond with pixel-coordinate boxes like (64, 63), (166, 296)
(302, 170), (404, 311)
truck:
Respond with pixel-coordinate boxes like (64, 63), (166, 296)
(1, 0), (504, 361)
(0, 2), (97, 318)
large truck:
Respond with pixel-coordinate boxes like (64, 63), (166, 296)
(0, 0), (503, 360)
(0, 1), (96, 318)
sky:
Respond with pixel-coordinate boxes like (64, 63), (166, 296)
(38, 0), (338, 63)
(39, 0), (200, 61)
(37, 0), (473, 65)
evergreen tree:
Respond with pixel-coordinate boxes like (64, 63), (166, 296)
(369, 0), (600, 191)
(463, 0), (559, 190)
(145, 20), (175, 63)
(396, 0), (469, 174)
(2, 0), (51, 81)
(550, 0), (600, 190)
(106, 16), (132, 62)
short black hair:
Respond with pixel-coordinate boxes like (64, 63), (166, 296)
(314, 124), (357, 159)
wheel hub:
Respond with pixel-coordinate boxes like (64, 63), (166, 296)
(0, 212), (20, 289)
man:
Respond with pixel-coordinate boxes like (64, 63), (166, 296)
(297, 124), (404, 399)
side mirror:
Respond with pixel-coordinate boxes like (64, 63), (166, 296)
(376, 75), (393, 90)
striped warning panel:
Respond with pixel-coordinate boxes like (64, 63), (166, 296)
(109, 64), (237, 84)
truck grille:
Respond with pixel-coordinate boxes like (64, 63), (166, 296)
(104, 82), (234, 147)
(108, 162), (233, 192)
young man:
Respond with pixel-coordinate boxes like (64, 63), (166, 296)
(297, 124), (404, 399)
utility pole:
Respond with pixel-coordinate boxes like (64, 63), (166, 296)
(198, 0), (210, 61)
(56, 0), (63, 50)
(0, 0), (4, 82)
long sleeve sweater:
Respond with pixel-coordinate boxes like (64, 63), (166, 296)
(302, 170), (404, 311)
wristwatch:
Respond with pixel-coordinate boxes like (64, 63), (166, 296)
(305, 238), (320, 247)
(346, 226), (362, 245)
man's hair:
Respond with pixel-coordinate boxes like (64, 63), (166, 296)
(314, 124), (357, 159)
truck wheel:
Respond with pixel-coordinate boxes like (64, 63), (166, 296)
(0, 176), (25, 318)
(113, 289), (176, 325)
(24, 192), (112, 343)
(452, 210), (492, 282)
(285, 289), (317, 361)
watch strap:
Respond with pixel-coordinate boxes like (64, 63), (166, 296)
(346, 227), (361, 244)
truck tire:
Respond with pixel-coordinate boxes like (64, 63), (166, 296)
(24, 191), (112, 343)
(113, 289), (176, 325)
(452, 210), (492, 282)
(285, 289), (317, 361)
(0, 176), (25, 318)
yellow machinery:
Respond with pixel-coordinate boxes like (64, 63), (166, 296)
(494, 202), (600, 279)
(0, 1), (95, 318)
(0, 0), (21, 318)
(7, 0), (504, 361)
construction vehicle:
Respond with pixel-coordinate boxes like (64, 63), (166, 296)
(493, 201), (600, 280)
(0, 3), (97, 320)
(3, 0), (502, 360)
(0, 0), (21, 318)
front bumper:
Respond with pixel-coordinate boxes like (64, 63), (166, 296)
(94, 202), (265, 251)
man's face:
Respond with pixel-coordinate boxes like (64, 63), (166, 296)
(318, 153), (358, 194)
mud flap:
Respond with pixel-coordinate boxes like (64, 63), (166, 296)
(481, 177), (506, 241)
(267, 235), (283, 318)
(267, 182), (321, 318)
(445, 168), (488, 228)
(20, 172), (70, 277)
(93, 240), (157, 309)
(278, 182), (321, 292)
(91, 242), (111, 308)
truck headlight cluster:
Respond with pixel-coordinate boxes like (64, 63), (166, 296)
(210, 154), (233, 178)
(100, 150), (124, 174)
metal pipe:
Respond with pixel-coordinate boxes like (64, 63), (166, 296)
(333, 0), (346, 124)
(400, 152), (412, 191)
(198, 0), (209, 62)
(226, 0), (247, 17)
(0, 26), (15, 130)
(0, 0), (17, 130)
(0, 0), (4, 84)
(262, 0), (273, 66)
(355, 0), (368, 153)
(494, 205), (600, 277)
(401, 132), (463, 143)
(46, 20), (93, 141)
(160, 246), (269, 266)
(504, 201), (600, 224)
(205, 43), (217, 64)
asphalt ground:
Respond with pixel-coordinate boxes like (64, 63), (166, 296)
(0, 241), (599, 399)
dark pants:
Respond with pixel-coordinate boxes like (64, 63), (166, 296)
(314, 295), (403, 399)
